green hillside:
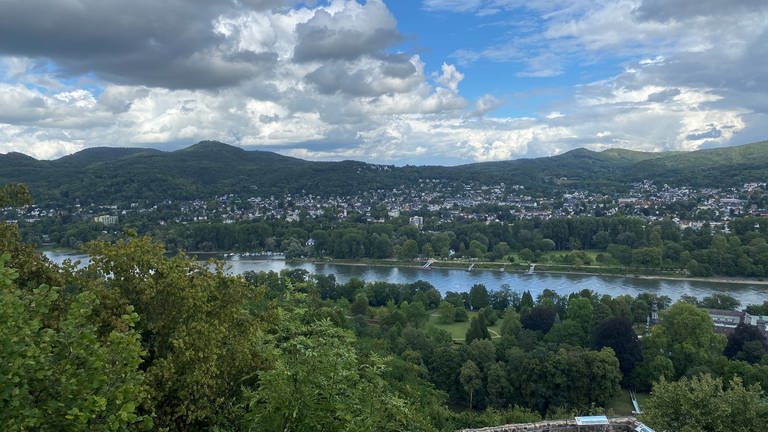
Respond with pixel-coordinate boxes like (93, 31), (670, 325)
(2, 139), (768, 205)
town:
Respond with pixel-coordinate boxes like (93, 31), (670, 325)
(8, 179), (768, 235)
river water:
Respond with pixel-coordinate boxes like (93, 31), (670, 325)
(44, 252), (768, 307)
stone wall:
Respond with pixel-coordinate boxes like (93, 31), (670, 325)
(460, 416), (641, 432)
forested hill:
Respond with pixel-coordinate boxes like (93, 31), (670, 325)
(2, 139), (768, 204)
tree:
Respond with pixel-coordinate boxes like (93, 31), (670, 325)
(544, 319), (588, 347)
(644, 302), (726, 378)
(469, 283), (489, 311)
(497, 308), (522, 352)
(644, 375), (768, 432)
(519, 290), (534, 313)
(521, 306), (558, 334)
(591, 317), (643, 381)
(491, 242), (511, 260)
(437, 301), (455, 324)
(0, 183), (31, 207)
(82, 236), (271, 430)
(489, 285), (512, 311)
(487, 362), (511, 408)
(519, 248), (535, 262)
(351, 292), (369, 316)
(243, 298), (430, 431)
(724, 323), (768, 363)
(0, 254), (148, 431)
(460, 360), (482, 409)
(566, 297), (594, 332)
(466, 315), (490, 344)
(700, 293), (741, 310)
(400, 239), (419, 260)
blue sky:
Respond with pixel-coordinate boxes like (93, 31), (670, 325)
(1, 0), (767, 164)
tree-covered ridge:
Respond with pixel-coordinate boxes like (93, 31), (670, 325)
(3, 139), (768, 204)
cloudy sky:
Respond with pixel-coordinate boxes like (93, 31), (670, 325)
(0, 0), (766, 165)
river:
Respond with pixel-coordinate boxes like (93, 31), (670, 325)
(44, 251), (768, 306)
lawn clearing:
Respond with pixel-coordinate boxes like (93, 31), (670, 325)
(428, 311), (503, 342)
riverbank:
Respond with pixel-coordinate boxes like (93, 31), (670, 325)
(42, 248), (768, 288)
(304, 257), (768, 287)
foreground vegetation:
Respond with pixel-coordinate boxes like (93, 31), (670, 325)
(4, 226), (768, 430)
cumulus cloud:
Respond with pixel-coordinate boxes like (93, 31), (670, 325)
(293, 0), (401, 62)
(0, 0), (767, 164)
(0, 0), (294, 89)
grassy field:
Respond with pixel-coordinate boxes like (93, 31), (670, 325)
(428, 311), (503, 342)
(604, 391), (649, 416)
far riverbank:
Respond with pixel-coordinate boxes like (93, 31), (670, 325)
(44, 250), (768, 306)
(299, 257), (768, 287)
(50, 245), (768, 287)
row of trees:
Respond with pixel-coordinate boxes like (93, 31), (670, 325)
(23, 211), (768, 277)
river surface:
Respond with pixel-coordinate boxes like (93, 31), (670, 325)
(44, 251), (768, 306)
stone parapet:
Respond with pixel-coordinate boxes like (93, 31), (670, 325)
(460, 416), (641, 432)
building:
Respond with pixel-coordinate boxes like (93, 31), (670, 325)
(93, 214), (118, 225)
(706, 308), (744, 330)
(409, 215), (423, 228)
(705, 308), (768, 336)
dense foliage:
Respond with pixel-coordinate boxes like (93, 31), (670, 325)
(644, 375), (768, 431)
(3, 223), (768, 430)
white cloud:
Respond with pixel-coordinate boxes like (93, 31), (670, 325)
(546, 111), (564, 119)
(474, 94), (504, 116)
(435, 63), (464, 93)
(0, 0), (766, 164)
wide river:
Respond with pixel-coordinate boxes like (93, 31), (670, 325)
(44, 251), (768, 306)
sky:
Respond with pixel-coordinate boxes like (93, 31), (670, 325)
(0, 0), (766, 165)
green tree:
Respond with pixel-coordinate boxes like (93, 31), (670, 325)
(82, 236), (271, 430)
(725, 323), (768, 363)
(466, 315), (490, 344)
(460, 360), (482, 409)
(566, 297), (594, 333)
(519, 248), (535, 262)
(487, 362), (511, 408)
(0, 254), (148, 431)
(700, 293), (741, 310)
(644, 302), (726, 378)
(497, 308), (522, 352)
(468, 283), (490, 311)
(243, 295), (430, 431)
(0, 183), (32, 207)
(519, 290), (534, 313)
(400, 239), (419, 260)
(591, 317), (643, 382)
(351, 292), (369, 316)
(491, 242), (511, 260)
(437, 301), (456, 324)
(544, 319), (587, 347)
(644, 375), (768, 432)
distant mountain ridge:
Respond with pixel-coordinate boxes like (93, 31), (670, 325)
(1, 139), (767, 205)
